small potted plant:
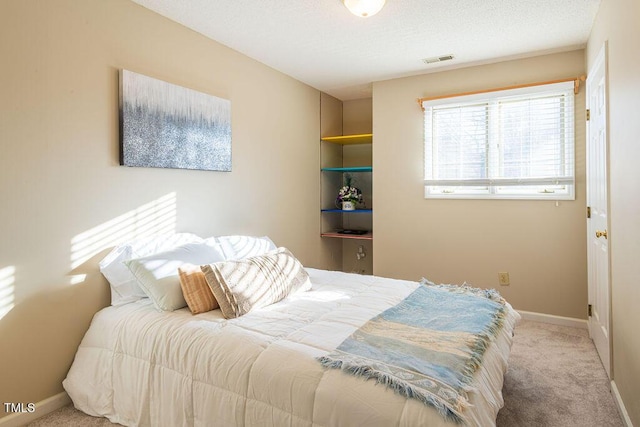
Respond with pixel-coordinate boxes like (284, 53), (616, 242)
(336, 175), (363, 211)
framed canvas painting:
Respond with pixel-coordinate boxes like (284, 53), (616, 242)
(119, 69), (232, 171)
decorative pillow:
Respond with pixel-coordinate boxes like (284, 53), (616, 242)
(201, 247), (311, 319)
(214, 235), (277, 260)
(125, 242), (225, 311)
(178, 264), (219, 314)
(99, 233), (204, 306)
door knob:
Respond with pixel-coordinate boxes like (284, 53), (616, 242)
(595, 230), (608, 239)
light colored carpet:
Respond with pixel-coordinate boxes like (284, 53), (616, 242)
(496, 319), (623, 427)
(27, 320), (623, 426)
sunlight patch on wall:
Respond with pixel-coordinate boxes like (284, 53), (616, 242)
(70, 193), (177, 272)
(0, 266), (16, 320)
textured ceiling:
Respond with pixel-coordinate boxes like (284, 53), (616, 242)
(131, 0), (601, 100)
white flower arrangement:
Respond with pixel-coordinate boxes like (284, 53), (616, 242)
(336, 185), (363, 204)
(336, 174), (363, 207)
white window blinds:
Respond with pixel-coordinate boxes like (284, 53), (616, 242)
(423, 81), (575, 199)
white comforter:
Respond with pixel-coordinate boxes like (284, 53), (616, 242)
(64, 269), (519, 427)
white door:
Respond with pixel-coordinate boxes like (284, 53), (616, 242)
(586, 43), (611, 378)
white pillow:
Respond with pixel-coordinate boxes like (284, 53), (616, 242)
(125, 242), (225, 311)
(214, 235), (277, 260)
(99, 233), (204, 306)
(201, 247), (311, 319)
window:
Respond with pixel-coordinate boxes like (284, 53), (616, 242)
(423, 81), (575, 200)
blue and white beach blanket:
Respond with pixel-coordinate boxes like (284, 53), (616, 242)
(318, 280), (506, 424)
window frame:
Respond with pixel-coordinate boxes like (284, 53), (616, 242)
(423, 81), (576, 200)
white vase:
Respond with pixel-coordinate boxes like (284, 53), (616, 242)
(342, 201), (356, 211)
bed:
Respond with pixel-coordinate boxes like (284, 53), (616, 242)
(63, 235), (519, 427)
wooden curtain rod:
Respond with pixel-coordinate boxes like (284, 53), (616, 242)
(417, 75), (586, 110)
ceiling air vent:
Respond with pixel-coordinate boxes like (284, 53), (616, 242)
(422, 55), (454, 65)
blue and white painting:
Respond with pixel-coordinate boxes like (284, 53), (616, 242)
(119, 69), (231, 171)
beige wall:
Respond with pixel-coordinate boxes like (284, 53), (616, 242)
(587, 0), (640, 423)
(0, 0), (322, 413)
(343, 98), (373, 135)
(373, 50), (588, 319)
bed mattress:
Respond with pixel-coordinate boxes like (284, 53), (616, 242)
(63, 268), (519, 426)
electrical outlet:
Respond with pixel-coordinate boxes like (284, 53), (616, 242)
(498, 272), (510, 286)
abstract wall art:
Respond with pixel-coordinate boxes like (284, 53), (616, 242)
(119, 69), (232, 171)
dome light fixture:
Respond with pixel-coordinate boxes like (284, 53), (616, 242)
(342, 0), (386, 18)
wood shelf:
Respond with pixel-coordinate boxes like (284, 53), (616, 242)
(321, 209), (372, 213)
(321, 231), (373, 240)
(320, 132), (373, 244)
(321, 166), (372, 172)
(321, 133), (373, 145)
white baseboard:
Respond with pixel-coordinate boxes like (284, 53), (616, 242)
(0, 391), (70, 427)
(517, 310), (588, 329)
(611, 380), (635, 427)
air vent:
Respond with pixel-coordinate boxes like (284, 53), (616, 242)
(422, 55), (455, 65)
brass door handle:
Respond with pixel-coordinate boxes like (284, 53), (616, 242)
(595, 230), (608, 239)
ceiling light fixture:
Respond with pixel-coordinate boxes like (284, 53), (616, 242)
(342, 0), (386, 18)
